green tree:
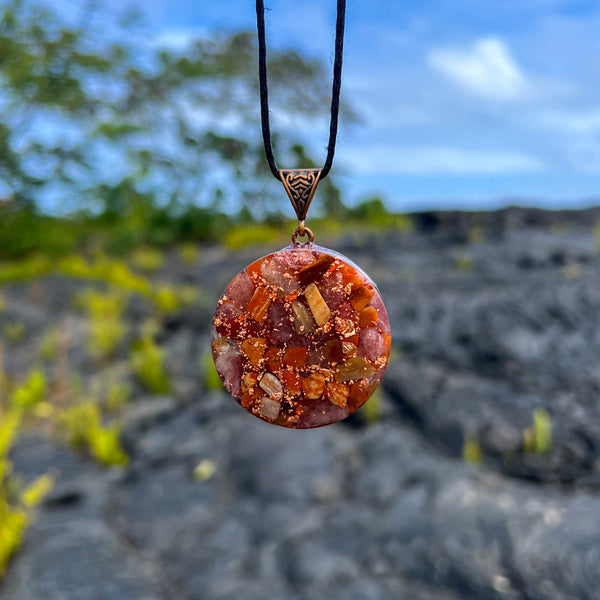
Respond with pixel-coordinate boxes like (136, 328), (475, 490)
(0, 0), (350, 233)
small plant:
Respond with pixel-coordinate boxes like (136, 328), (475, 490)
(454, 250), (473, 272)
(104, 379), (132, 411)
(38, 328), (59, 361)
(131, 247), (164, 272)
(468, 225), (484, 244)
(0, 407), (54, 577)
(130, 337), (171, 394)
(201, 351), (223, 391)
(59, 401), (128, 467)
(463, 435), (482, 464)
(78, 289), (128, 360)
(523, 408), (552, 454)
(11, 370), (46, 410)
(153, 285), (181, 313)
(193, 458), (216, 482)
(178, 243), (200, 265)
(177, 284), (199, 307)
(0, 256), (53, 286)
(2, 321), (25, 344)
(358, 387), (383, 423)
(224, 223), (282, 250)
(562, 263), (581, 280)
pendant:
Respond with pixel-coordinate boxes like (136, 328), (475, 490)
(211, 170), (391, 429)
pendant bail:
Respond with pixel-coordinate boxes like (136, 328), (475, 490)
(279, 168), (322, 221)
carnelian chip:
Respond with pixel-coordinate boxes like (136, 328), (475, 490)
(346, 332), (360, 346)
(246, 261), (263, 282)
(282, 369), (302, 395)
(241, 337), (267, 365)
(283, 346), (308, 368)
(264, 346), (282, 372)
(359, 306), (379, 328)
(247, 287), (271, 322)
(349, 285), (375, 312)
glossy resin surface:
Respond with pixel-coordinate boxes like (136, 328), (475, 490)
(211, 243), (391, 428)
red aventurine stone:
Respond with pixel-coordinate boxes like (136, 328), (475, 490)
(265, 302), (294, 345)
(225, 271), (255, 308)
(211, 242), (390, 429)
(358, 327), (385, 362)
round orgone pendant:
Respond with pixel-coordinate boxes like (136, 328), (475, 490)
(211, 241), (391, 428)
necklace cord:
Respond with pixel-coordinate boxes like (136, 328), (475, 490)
(255, 0), (346, 181)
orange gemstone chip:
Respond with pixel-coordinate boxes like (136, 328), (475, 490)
(349, 285), (375, 312)
(247, 287), (272, 322)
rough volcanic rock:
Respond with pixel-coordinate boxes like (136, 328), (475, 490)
(3, 209), (600, 599)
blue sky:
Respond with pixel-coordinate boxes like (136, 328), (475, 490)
(94, 1), (600, 210)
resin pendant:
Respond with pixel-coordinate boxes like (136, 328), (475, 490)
(211, 241), (391, 428)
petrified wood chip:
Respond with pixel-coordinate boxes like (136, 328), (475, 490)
(258, 397), (281, 420)
(341, 341), (358, 356)
(225, 271), (255, 308)
(304, 283), (331, 326)
(297, 254), (334, 286)
(291, 301), (316, 334)
(334, 357), (376, 381)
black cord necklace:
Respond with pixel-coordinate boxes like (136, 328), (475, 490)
(210, 1), (391, 430)
(255, 0), (346, 238)
(255, 0), (346, 181)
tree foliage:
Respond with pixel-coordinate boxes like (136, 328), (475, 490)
(0, 0), (350, 254)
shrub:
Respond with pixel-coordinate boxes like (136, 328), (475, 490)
(224, 223), (282, 250)
(59, 401), (128, 467)
(523, 408), (552, 454)
(0, 408), (54, 577)
(130, 337), (171, 394)
(78, 289), (128, 360)
(178, 244), (200, 265)
(201, 351), (223, 391)
(131, 247), (164, 272)
(2, 321), (25, 344)
(11, 370), (46, 410)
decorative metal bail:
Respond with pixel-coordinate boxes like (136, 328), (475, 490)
(279, 169), (322, 221)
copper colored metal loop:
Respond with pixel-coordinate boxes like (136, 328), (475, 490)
(292, 225), (314, 244)
(280, 169), (322, 221)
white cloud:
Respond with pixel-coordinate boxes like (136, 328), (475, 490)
(340, 145), (545, 176)
(152, 28), (208, 50)
(536, 108), (600, 134)
(427, 37), (529, 101)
